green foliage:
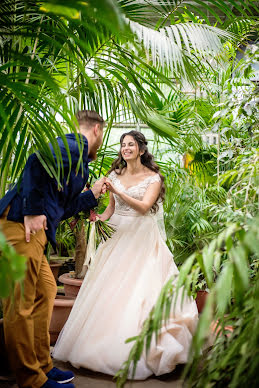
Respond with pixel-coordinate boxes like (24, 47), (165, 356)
(115, 215), (259, 387)
(0, 231), (27, 298)
(115, 37), (259, 387)
(0, 3), (258, 379)
(0, 0), (173, 195)
(186, 217), (259, 388)
(163, 159), (224, 264)
(56, 220), (76, 257)
(210, 49), (259, 144)
(193, 98), (218, 126)
(1, 0), (250, 197)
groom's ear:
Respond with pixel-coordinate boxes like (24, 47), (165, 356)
(94, 123), (101, 136)
(93, 123), (99, 136)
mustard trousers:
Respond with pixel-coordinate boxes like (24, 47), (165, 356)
(0, 208), (57, 388)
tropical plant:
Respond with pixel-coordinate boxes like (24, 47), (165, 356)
(1, 0), (253, 193)
(1, 0), (246, 295)
(0, 232), (27, 298)
(0, 0), (257, 348)
(114, 40), (259, 387)
(163, 159), (225, 264)
(115, 215), (259, 387)
(55, 220), (75, 258)
(162, 40), (258, 260)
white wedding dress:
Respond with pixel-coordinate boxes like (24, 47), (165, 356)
(53, 171), (198, 379)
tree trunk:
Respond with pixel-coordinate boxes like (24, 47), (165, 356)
(74, 220), (87, 279)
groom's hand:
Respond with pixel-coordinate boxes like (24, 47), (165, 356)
(91, 177), (107, 199)
(24, 215), (48, 243)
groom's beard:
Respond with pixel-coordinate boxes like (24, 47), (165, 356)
(89, 135), (103, 161)
(88, 149), (97, 160)
(88, 143), (99, 161)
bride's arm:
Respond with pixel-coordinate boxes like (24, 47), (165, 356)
(97, 192), (115, 221)
(106, 179), (161, 215)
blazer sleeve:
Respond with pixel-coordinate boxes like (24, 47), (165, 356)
(62, 190), (98, 220)
(22, 153), (48, 215)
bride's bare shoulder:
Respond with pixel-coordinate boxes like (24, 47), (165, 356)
(143, 168), (159, 178)
(111, 168), (124, 176)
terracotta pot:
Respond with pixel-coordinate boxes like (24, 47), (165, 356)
(58, 272), (83, 298)
(195, 290), (209, 313)
(210, 320), (234, 339)
(49, 295), (75, 345)
(49, 261), (62, 281)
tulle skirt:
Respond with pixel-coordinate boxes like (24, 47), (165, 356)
(52, 211), (198, 379)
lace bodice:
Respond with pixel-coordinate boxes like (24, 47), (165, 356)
(108, 170), (161, 215)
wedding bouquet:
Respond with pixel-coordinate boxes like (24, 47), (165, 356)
(88, 209), (116, 244)
(78, 209), (116, 277)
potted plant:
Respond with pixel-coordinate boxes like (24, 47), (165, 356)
(49, 212), (91, 344)
(49, 192), (115, 343)
(58, 186), (114, 290)
(48, 218), (80, 343)
(57, 210), (90, 297)
(47, 220), (76, 282)
(58, 209), (115, 296)
(194, 275), (209, 314)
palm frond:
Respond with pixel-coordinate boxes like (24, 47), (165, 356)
(129, 20), (235, 83)
(122, 0), (258, 27)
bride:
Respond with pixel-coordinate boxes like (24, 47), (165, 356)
(52, 130), (198, 379)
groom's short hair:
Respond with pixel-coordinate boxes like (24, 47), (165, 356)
(76, 110), (104, 128)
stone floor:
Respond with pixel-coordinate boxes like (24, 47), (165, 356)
(0, 360), (184, 388)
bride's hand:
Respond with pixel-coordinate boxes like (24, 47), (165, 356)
(89, 211), (107, 222)
(105, 179), (119, 195)
(96, 213), (107, 222)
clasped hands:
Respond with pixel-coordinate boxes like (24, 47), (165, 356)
(24, 177), (117, 242)
(91, 177), (117, 198)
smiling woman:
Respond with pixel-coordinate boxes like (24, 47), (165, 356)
(108, 131), (165, 214)
(52, 131), (198, 378)
(121, 134), (142, 160)
(0, 0), (257, 387)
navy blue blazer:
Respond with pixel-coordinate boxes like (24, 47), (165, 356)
(0, 133), (98, 248)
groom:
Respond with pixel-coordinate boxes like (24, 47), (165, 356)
(0, 110), (106, 388)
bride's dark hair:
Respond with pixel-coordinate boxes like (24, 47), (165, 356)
(108, 130), (165, 213)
